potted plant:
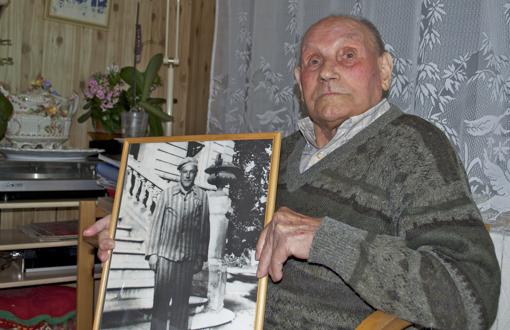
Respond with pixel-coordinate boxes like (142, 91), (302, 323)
(120, 53), (172, 136)
(0, 87), (13, 141)
(78, 65), (126, 135)
(78, 53), (172, 137)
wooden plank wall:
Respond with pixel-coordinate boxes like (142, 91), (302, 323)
(0, 0), (215, 229)
(0, 0), (215, 146)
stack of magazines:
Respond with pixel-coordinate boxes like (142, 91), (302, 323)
(96, 153), (121, 197)
(21, 220), (78, 242)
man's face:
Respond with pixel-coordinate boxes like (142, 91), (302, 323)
(179, 163), (197, 190)
(295, 18), (393, 133)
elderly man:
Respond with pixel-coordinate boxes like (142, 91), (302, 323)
(255, 14), (500, 330)
(145, 157), (210, 330)
(86, 15), (500, 330)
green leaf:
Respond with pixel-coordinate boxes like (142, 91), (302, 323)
(120, 67), (144, 96)
(118, 53), (167, 132)
(101, 117), (116, 133)
(0, 91), (13, 121)
(140, 101), (173, 122)
(141, 53), (164, 101)
(77, 110), (93, 123)
(148, 97), (166, 105)
(148, 114), (163, 136)
(0, 120), (8, 140)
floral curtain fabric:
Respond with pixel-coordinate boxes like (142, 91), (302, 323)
(207, 0), (510, 224)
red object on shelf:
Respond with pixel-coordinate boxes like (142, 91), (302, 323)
(106, 187), (116, 198)
(0, 286), (76, 329)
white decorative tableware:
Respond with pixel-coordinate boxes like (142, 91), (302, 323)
(0, 84), (79, 149)
(0, 146), (103, 162)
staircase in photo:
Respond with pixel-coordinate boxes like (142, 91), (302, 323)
(101, 168), (214, 329)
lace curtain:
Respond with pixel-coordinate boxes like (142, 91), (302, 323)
(207, 0), (510, 224)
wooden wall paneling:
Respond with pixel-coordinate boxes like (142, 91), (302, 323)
(56, 208), (79, 221)
(126, 0), (166, 102)
(146, 0), (167, 103)
(72, 28), (109, 146)
(0, 210), (16, 230)
(19, 0), (45, 91)
(104, 1), (124, 66)
(30, 208), (57, 224)
(0, 207), (78, 229)
(185, 0), (215, 134)
(43, 21), (82, 146)
(0, 0), (23, 91)
(42, 23), (78, 103)
(68, 26), (90, 148)
(80, 29), (109, 78)
(109, 1), (135, 66)
(171, 0), (193, 135)
(134, 0), (155, 65)
(18, 209), (35, 227)
(170, 0), (216, 136)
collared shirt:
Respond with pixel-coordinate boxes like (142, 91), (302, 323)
(298, 99), (390, 172)
(146, 183), (210, 262)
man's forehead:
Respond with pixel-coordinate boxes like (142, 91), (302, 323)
(302, 31), (364, 50)
(303, 18), (371, 48)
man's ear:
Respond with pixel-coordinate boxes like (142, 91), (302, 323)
(379, 52), (394, 92)
(294, 66), (304, 101)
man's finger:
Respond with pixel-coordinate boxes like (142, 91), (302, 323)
(268, 241), (288, 282)
(83, 214), (111, 236)
(97, 249), (111, 263)
(256, 228), (274, 278)
(98, 236), (115, 251)
(256, 225), (269, 260)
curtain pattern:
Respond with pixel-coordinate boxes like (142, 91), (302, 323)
(207, 0), (510, 224)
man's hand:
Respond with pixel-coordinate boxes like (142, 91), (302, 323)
(83, 214), (115, 263)
(193, 259), (204, 274)
(148, 255), (158, 271)
(256, 207), (322, 282)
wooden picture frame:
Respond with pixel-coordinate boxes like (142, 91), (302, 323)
(94, 132), (281, 330)
(45, 0), (111, 29)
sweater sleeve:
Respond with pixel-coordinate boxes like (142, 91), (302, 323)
(308, 137), (500, 330)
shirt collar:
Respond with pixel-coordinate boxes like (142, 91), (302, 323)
(171, 183), (198, 196)
(297, 98), (390, 149)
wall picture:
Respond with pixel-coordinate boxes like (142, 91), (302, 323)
(94, 132), (281, 330)
(46, 0), (111, 29)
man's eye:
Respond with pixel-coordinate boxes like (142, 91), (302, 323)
(344, 51), (356, 59)
(308, 57), (321, 66)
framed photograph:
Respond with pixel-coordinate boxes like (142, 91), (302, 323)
(45, 0), (111, 29)
(94, 132), (281, 330)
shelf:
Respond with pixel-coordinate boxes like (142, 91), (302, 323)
(0, 200), (81, 209)
(0, 264), (77, 289)
(0, 263), (102, 289)
(0, 198), (98, 329)
(0, 229), (77, 251)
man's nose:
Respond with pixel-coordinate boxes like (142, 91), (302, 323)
(319, 60), (339, 81)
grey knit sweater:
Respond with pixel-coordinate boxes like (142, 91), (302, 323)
(264, 105), (500, 330)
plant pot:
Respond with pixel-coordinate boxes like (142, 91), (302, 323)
(88, 120), (122, 141)
(121, 111), (148, 137)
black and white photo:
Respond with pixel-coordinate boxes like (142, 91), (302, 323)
(94, 133), (281, 330)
